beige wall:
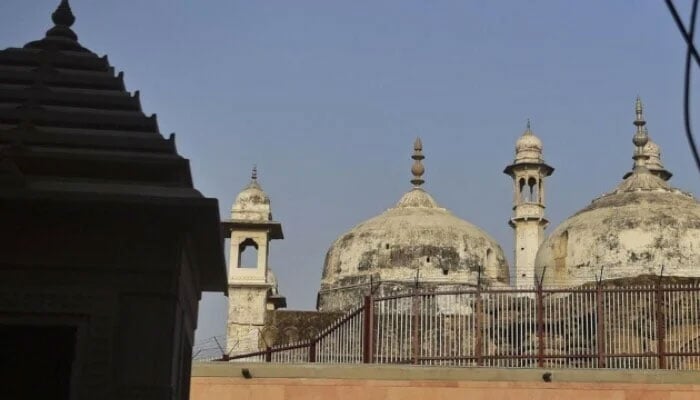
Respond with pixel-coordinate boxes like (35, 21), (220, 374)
(191, 363), (700, 400)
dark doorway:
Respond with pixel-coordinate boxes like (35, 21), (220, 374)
(0, 324), (77, 400)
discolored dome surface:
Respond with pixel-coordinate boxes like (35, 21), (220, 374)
(535, 169), (700, 287)
(318, 188), (509, 311)
(232, 178), (272, 221)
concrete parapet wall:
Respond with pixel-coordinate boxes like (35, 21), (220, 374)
(191, 363), (700, 399)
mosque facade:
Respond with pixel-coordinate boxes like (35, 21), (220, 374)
(224, 98), (700, 355)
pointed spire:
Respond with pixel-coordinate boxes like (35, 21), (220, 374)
(632, 96), (649, 170)
(251, 165), (258, 181)
(25, 0), (86, 52)
(52, 0), (75, 27)
(525, 118), (532, 134)
(410, 137), (425, 188)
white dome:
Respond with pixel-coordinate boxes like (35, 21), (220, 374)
(319, 188), (509, 311)
(231, 177), (272, 221)
(536, 102), (699, 287)
(514, 124), (544, 163)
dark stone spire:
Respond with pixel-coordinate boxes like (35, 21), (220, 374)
(52, 0), (76, 27)
(24, 0), (88, 53)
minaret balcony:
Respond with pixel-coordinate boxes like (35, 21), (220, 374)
(512, 202), (545, 219)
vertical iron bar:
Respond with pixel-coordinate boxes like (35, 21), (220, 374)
(596, 283), (605, 368)
(363, 295), (374, 363)
(536, 283), (545, 368)
(309, 340), (316, 363)
(412, 292), (420, 364)
(656, 282), (667, 369)
(475, 287), (484, 366)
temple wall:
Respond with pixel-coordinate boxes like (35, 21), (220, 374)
(191, 363), (700, 400)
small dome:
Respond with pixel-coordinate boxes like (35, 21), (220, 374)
(642, 139), (660, 159)
(622, 134), (672, 181)
(514, 121), (544, 163)
(318, 139), (509, 312)
(642, 138), (670, 179)
(535, 99), (700, 287)
(231, 167), (272, 221)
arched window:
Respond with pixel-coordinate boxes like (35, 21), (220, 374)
(528, 177), (538, 204)
(519, 178), (528, 203)
(554, 230), (568, 270)
(238, 238), (259, 268)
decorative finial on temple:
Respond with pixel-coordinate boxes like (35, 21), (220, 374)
(251, 165), (258, 181)
(24, 0), (86, 52)
(52, 0), (75, 27)
(525, 118), (532, 133)
(410, 137), (425, 188)
(632, 96), (649, 170)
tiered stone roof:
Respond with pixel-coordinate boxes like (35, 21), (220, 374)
(0, 0), (225, 290)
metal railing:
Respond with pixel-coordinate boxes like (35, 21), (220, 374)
(215, 282), (700, 370)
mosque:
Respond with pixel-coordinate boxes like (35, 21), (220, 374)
(223, 98), (700, 355)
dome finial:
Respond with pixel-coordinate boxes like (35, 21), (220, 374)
(52, 0), (75, 27)
(525, 118), (532, 134)
(632, 96), (649, 170)
(251, 164), (258, 181)
(410, 137), (425, 188)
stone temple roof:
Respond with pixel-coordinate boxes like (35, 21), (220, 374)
(0, 1), (225, 290)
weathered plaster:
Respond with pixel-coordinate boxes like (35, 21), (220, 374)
(319, 188), (509, 312)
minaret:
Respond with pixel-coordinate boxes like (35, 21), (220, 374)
(504, 120), (554, 287)
(223, 167), (285, 355)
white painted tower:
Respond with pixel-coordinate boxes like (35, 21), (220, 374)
(504, 121), (554, 287)
(224, 167), (285, 354)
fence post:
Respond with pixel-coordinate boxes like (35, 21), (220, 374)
(655, 282), (667, 369)
(265, 346), (272, 362)
(535, 282), (545, 368)
(308, 340), (317, 363)
(411, 291), (420, 364)
(596, 283), (606, 368)
(363, 295), (374, 363)
(474, 284), (483, 366)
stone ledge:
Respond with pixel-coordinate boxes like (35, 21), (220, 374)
(192, 362), (700, 385)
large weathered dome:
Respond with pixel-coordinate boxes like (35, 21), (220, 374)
(535, 99), (700, 286)
(318, 139), (509, 312)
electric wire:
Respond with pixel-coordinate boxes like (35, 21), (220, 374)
(666, 0), (700, 173)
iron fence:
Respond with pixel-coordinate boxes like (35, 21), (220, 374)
(214, 283), (700, 370)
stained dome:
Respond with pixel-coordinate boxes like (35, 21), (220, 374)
(535, 98), (700, 286)
(514, 120), (544, 163)
(232, 166), (272, 221)
(318, 138), (509, 312)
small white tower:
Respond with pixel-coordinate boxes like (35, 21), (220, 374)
(504, 121), (554, 287)
(223, 167), (285, 355)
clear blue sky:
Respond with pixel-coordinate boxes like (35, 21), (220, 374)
(2, 0), (698, 344)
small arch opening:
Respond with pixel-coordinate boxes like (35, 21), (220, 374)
(528, 177), (538, 204)
(426, 257), (431, 263)
(519, 178), (528, 202)
(385, 243), (390, 250)
(554, 230), (568, 270)
(238, 238), (259, 268)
